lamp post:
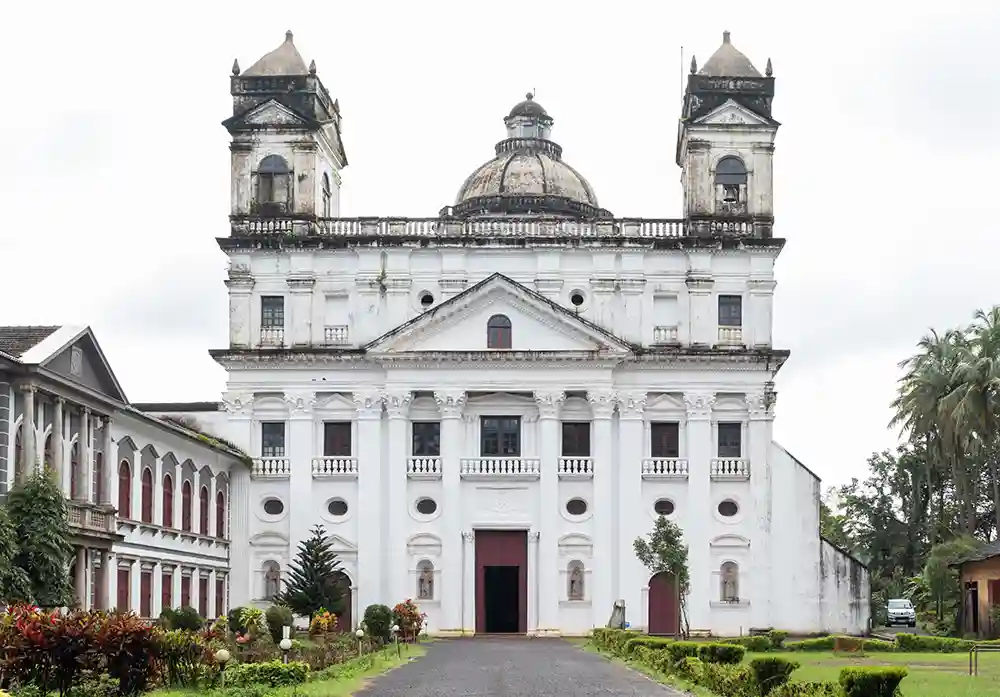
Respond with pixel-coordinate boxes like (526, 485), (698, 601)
(391, 624), (400, 657)
(215, 648), (231, 688)
(356, 628), (365, 657)
(279, 626), (292, 663)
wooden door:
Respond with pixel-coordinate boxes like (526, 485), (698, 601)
(648, 571), (680, 636)
(475, 530), (528, 634)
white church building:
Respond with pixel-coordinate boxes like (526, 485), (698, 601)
(3, 30), (870, 637)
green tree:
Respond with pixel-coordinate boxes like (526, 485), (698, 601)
(275, 524), (345, 621)
(634, 515), (690, 637)
(0, 502), (30, 602)
(6, 470), (73, 607)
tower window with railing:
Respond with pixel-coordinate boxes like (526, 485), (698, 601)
(561, 422), (591, 457)
(715, 156), (747, 214)
(650, 422), (680, 458)
(481, 416), (520, 456)
(261, 422), (286, 458)
(261, 296), (284, 329)
(718, 295), (742, 327)
(412, 422), (441, 457)
(323, 422), (351, 456)
(717, 423), (742, 458)
(255, 154), (292, 213)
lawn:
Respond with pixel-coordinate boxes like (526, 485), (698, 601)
(751, 650), (1000, 697)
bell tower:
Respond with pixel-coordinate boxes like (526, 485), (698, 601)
(224, 31), (348, 231)
(676, 31), (778, 237)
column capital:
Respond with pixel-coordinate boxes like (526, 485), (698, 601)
(745, 389), (775, 420)
(284, 391), (316, 417)
(587, 390), (617, 419)
(82, 406), (91, 416)
(20, 384), (37, 394)
(533, 390), (565, 420)
(462, 531), (475, 544)
(527, 530), (540, 542)
(222, 391), (255, 416)
(616, 391), (647, 419)
(434, 390), (467, 419)
(54, 395), (65, 406)
(383, 390), (413, 419)
(684, 391), (716, 420)
(352, 390), (384, 419)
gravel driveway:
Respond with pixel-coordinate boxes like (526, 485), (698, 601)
(355, 637), (685, 696)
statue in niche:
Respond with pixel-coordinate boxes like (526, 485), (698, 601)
(418, 565), (434, 600)
(568, 564), (584, 601)
(264, 562), (281, 600)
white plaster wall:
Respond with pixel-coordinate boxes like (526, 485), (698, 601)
(820, 539), (871, 635)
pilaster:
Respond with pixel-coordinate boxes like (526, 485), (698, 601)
(152, 561), (163, 618)
(20, 385), (35, 484)
(287, 276), (316, 347)
(229, 465), (252, 607)
(588, 389), (616, 628)
(100, 416), (114, 505)
(534, 389), (564, 635)
(748, 279), (777, 348)
(619, 277), (646, 343)
(616, 390), (647, 628)
(462, 531), (476, 632)
(684, 390), (715, 632)
(53, 397), (64, 485)
(528, 530), (541, 633)
(77, 407), (91, 500)
(686, 275), (715, 347)
(354, 389), (384, 612)
(74, 546), (88, 609)
(285, 390), (316, 556)
(435, 389), (466, 631)
(747, 388), (775, 629)
(225, 270), (255, 349)
(384, 276), (412, 330)
(385, 389), (412, 603)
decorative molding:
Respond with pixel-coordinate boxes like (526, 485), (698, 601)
(283, 391), (317, 415)
(533, 391), (565, 419)
(748, 279), (777, 293)
(352, 390), (384, 417)
(617, 391), (647, 418)
(745, 391), (772, 419)
(221, 391), (255, 415)
(588, 390), (617, 419)
(286, 276), (316, 291)
(684, 391), (716, 419)
(462, 531), (475, 543)
(618, 277), (646, 295)
(528, 531), (541, 541)
(434, 390), (467, 418)
(383, 390), (413, 418)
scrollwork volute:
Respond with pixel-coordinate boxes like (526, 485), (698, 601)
(745, 390), (773, 419)
(683, 391), (716, 420)
(588, 389), (617, 419)
(352, 390), (384, 417)
(221, 391), (255, 415)
(283, 391), (317, 416)
(533, 390), (566, 420)
(434, 390), (467, 419)
(383, 390), (413, 418)
(617, 391), (647, 419)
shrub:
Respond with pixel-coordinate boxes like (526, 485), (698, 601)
(225, 660), (310, 687)
(95, 613), (163, 696)
(228, 606), (248, 635)
(861, 638), (895, 652)
(163, 606), (203, 632)
(674, 656), (704, 681)
(770, 683), (841, 697)
(362, 604), (393, 644)
(160, 628), (208, 687)
(719, 635), (773, 652)
(786, 636), (836, 652)
(391, 599), (426, 639)
(308, 608), (338, 636)
(265, 605), (294, 644)
(768, 630), (788, 650)
(894, 632), (974, 652)
(749, 656), (800, 695)
(839, 667), (908, 697)
(699, 662), (756, 697)
(239, 607), (266, 638)
(623, 636), (674, 655)
(65, 673), (121, 697)
(665, 641), (703, 664)
(697, 643), (746, 665)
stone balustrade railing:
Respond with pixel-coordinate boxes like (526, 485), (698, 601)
(324, 325), (350, 345)
(558, 457), (593, 478)
(312, 457), (358, 478)
(711, 458), (750, 480)
(641, 458), (689, 479)
(718, 326), (743, 345)
(460, 457), (541, 479)
(407, 457), (442, 479)
(67, 501), (116, 534)
(251, 457), (290, 478)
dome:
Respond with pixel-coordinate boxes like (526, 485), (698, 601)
(451, 94), (609, 219)
(699, 31), (762, 78)
(243, 31), (309, 77)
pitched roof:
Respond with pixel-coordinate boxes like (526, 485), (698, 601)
(0, 326), (61, 357)
(953, 539), (1000, 566)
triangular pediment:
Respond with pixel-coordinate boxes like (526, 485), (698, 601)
(228, 100), (310, 128)
(29, 327), (127, 403)
(695, 99), (773, 127)
(365, 274), (633, 356)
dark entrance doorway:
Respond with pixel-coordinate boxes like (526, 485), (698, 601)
(331, 571), (352, 632)
(475, 530), (527, 634)
(648, 571), (680, 636)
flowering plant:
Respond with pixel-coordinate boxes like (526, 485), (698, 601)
(391, 599), (426, 639)
(308, 608), (338, 636)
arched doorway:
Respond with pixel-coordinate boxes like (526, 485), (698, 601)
(331, 571), (352, 632)
(648, 571), (680, 636)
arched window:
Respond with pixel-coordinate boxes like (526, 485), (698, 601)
(263, 561), (281, 600)
(92, 452), (103, 503)
(181, 480), (192, 532)
(118, 460), (132, 518)
(486, 314), (512, 349)
(255, 154), (292, 212)
(70, 443), (80, 498)
(199, 486), (209, 535)
(567, 560), (585, 601)
(720, 561), (740, 602)
(321, 173), (332, 217)
(715, 156), (747, 209)
(141, 468), (153, 523)
(416, 560), (434, 600)
(216, 490), (226, 539)
(162, 474), (174, 528)
(12, 426), (22, 482)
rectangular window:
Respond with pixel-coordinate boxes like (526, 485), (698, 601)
(140, 571), (152, 618)
(261, 296), (285, 328)
(216, 578), (226, 616)
(323, 422), (352, 457)
(650, 422), (680, 458)
(561, 422), (591, 457)
(116, 568), (130, 611)
(181, 575), (191, 608)
(718, 295), (742, 327)
(261, 422), (286, 458)
(162, 572), (173, 610)
(198, 577), (208, 618)
(718, 422), (743, 458)
(480, 416), (521, 456)
(412, 422), (441, 456)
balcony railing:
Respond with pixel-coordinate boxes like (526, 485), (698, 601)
(460, 457), (541, 479)
(558, 457), (593, 478)
(717, 326), (743, 345)
(653, 326), (679, 344)
(260, 327), (285, 347)
(324, 325), (350, 345)
(67, 501), (117, 535)
(711, 458), (750, 480)
(251, 457), (290, 479)
(312, 457), (358, 478)
(641, 458), (689, 479)
(407, 457), (442, 479)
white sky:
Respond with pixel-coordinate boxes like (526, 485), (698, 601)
(1, 0), (998, 489)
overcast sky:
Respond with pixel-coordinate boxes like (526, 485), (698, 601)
(2, 1), (997, 489)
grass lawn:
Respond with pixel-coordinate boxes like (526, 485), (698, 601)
(151, 644), (426, 697)
(750, 651), (1000, 697)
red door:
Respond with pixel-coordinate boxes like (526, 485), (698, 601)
(140, 572), (152, 617)
(117, 568), (130, 612)
(648, 571), (680, 636)
(332, 572), (352, 632)
(475, 530), (528, 634)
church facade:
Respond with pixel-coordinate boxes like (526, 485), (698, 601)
(143, 30), (869, 636)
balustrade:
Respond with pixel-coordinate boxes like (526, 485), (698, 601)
(311, 457), (358, 478)
(710, 458), (750, 480)
(460, 457), (541, 479)
(653, 326), (679, 344)
(67, 501), (116, 534)
(251, 457), (290, 479)
(641, 458), (689, 479)
(407, 457), (442, 479)
(557, 457), (593, 478)
(323, 325), (350, 345)
(260, 327), (285, 347)
(717, 326), (743, 345)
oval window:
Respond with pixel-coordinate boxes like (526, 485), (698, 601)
(570, 291), (586, 307)
(654, 499), (675, 516)
(419, 291), (434, 308)
(718, 499), (739, 517)
(565, 498), (588, 516)
(416, 498), (438, 515)
(263, 498), (284, 516)
(328, 499), (349, 516)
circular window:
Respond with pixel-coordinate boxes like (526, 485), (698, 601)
(570, 291), (586, 307)
(415, 498), (438, 515)
(263, 498), (284, 516)
(327, 499), (349, 517)
(654, 499), (675, 516)
(718, 499), (739, 517)
(565, 498), (588, 516)
(419, 291), (434, 308)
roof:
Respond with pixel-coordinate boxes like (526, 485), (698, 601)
(124, 406), (251, 466)
(0, 326), (61, 357)
(952, 539), (1000, 566)
(699, 31), (762, 78)
(243, 30), (309, 77)
(507, 92), (550, 120)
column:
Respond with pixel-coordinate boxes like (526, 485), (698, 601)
(528, 531), (540, 632)
(285, 390), (316, 555)
(588, 389), (616, 629)
(208, 569), (217, 618)
(208, 474), (218, 538)
(74, 546), (88, 609)
(189, 568), (200, 615)
(354, 390), (384, 611)
(20, 385), (35, 483)
(131, 561), (141, 613)
(435, 390), (466, 631)
(53, 397), (65, 483)
(225, 276), (255, 349)
(534, 390), (563, 634)
(747, 389), (774, 629)
(686, 273), (715, 346)
(172, 569), (183, 610)
(385, 390), (412, 603)
(229, 466), (252, 606)
(77, 407), (91, 501)
(152, 561), (163, 617)
(461, 531), (476, 632)
(172, 460), (183, 530)
(617, 391), (647, 628)
(684, 391), (715, 632)
(107, 553), (118, 610)
(101, 417), (114, 505)
(98, 549), (111, 610)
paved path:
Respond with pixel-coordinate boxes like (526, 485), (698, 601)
(355, 637), (684, 696)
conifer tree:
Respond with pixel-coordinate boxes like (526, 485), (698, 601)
(0, 502), (30, 603)
(275, 524), (346, 620)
